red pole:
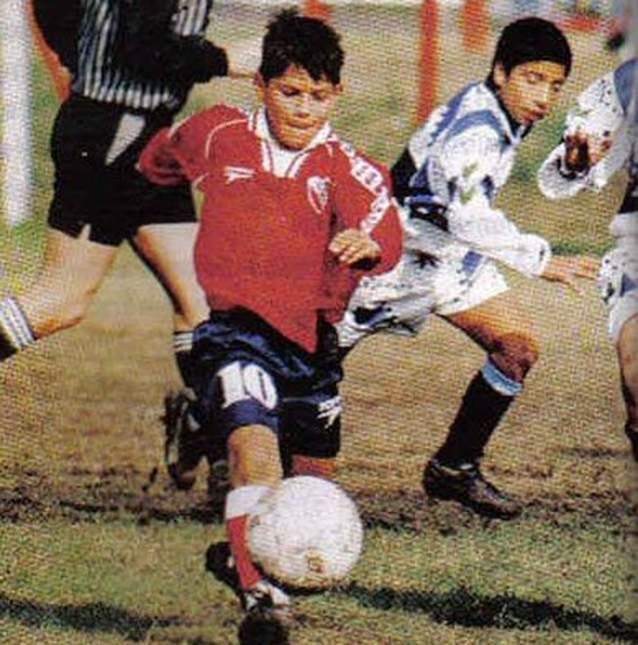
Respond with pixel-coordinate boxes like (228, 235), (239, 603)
(303, 0), (331, 22)
(461, 0), (489, 54)
(417, 0), (439, 124)
(27, 0), (70, 101)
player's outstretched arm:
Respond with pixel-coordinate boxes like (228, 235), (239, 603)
(119, 0), (229, 84)
(539, 255), (600, 294)
(538, 64), (632, 199)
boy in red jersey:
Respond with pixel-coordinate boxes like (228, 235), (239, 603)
(139, 9), (402, 638)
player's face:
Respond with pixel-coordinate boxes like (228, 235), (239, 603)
(494, 60), (567, 126)
(257, 65), (342, 150)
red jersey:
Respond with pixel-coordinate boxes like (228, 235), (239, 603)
(139, 105), (402, 352)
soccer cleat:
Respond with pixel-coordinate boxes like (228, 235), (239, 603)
(207, 457), (231, 498)
(205, 543), (292, 643)
(423, 459), (522, 520)
(205, 541), (240, 593)
(238, 580), (293, 645)
(162, 389), (209, 490)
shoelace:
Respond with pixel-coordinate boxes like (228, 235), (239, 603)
(244, 580), (291, 611)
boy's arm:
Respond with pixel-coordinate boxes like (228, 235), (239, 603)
(32, 0), (82, 73)
(119, 0), (228, 84)
(538, 66), (632, 199)
(332, 151), (403, 274)
(440, 127), (551, 278)
(138, 107), (229, 185)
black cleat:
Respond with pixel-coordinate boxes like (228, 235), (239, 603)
(206, 456), (231, 499)
(162, 389), (208, 490)
(205, 541), (240, 594)
(238, 581), (293, 645)
(423, 459), (522, 520)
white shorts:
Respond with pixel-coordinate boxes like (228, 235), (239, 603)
(599, 238), (638, 343)
(337, 244), (508, 348)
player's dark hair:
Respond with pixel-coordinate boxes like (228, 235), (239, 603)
(490, 17), (572, 80)
(259, 9), (344, 85)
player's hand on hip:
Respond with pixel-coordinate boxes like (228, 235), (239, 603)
(540, 255), (600, 294)
(329, 228), (381, 267)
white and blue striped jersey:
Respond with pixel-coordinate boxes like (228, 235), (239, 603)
(538, 58), (638, 238)
(392, 81), (551, 277)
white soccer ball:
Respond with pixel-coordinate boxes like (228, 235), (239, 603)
(247, 476), (364, 589)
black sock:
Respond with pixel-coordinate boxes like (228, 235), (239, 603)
(173, 331), (197, 389)
(434, 367), (519, 467)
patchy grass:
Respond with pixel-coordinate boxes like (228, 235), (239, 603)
(0, 5), (636, 644)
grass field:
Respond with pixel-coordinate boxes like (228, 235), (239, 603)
(1, 4), (636, 644)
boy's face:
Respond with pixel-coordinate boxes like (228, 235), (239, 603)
(494, 60), (567, 126)
(257, 64), (341, 150)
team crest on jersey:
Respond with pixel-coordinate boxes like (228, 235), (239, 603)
(307, 176), (330, 214)
(224, 166), (255, 184)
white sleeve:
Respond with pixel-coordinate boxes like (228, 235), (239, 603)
(440, 127), (551, 277)
(538, 70), (630, 200)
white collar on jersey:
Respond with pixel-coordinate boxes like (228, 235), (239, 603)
(251, 108), (335, 178)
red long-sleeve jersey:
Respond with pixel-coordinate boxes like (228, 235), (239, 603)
(139, 105), (402, 352)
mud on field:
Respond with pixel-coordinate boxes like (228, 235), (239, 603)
(0, 249), (635, 528)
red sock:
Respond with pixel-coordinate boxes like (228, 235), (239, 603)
(227, 514), (262, 590)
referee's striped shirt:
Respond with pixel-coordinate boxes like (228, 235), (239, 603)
(73, 0), (213, 112)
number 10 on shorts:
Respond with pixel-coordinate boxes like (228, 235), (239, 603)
(218, 361), (278, 410)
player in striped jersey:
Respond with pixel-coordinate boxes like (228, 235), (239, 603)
(0, 0), (238, 488)
(538, 57), (638, 462)
(337, 18), (599, 519)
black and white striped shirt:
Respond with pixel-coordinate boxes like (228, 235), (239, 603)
(34, 0), (227, 113)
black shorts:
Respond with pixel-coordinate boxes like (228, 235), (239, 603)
(48, 94), (196, 246)
(191, 309), (344, 459)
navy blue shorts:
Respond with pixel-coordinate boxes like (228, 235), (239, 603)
(191, 309), (344, 459)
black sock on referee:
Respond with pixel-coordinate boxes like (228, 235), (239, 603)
(434, 361), (523, 467)
(173, 330), (197, 389)
(0, 296), (36, 361)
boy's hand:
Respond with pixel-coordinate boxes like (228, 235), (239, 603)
(540, 255), (600, 294)
(564, 130), (612, 172)
(329, 229), (381, 267)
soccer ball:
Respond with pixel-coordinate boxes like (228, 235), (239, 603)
(247, 476), (364, 589)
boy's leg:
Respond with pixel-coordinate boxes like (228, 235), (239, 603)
(132, 222), (214, 488)
(282, 321), (343, 481)
(283, 384), (342, 481)
(190, 318), (294, 630)
(132, 222), (210, 381)
(426, 290), (539, 519)
(600, 245), (638, 462)
(221, 423), (292, 640)
(617, 313), (638, 462)
(0, 227), (118, 360)
(225, 424), (282, 590)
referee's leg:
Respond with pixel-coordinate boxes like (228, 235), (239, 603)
(0, 226), (118, 360)
(131, 222), (209, 332)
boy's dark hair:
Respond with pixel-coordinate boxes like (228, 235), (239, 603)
(490, 17), (572, 79)
(259, 9), (344, 85)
